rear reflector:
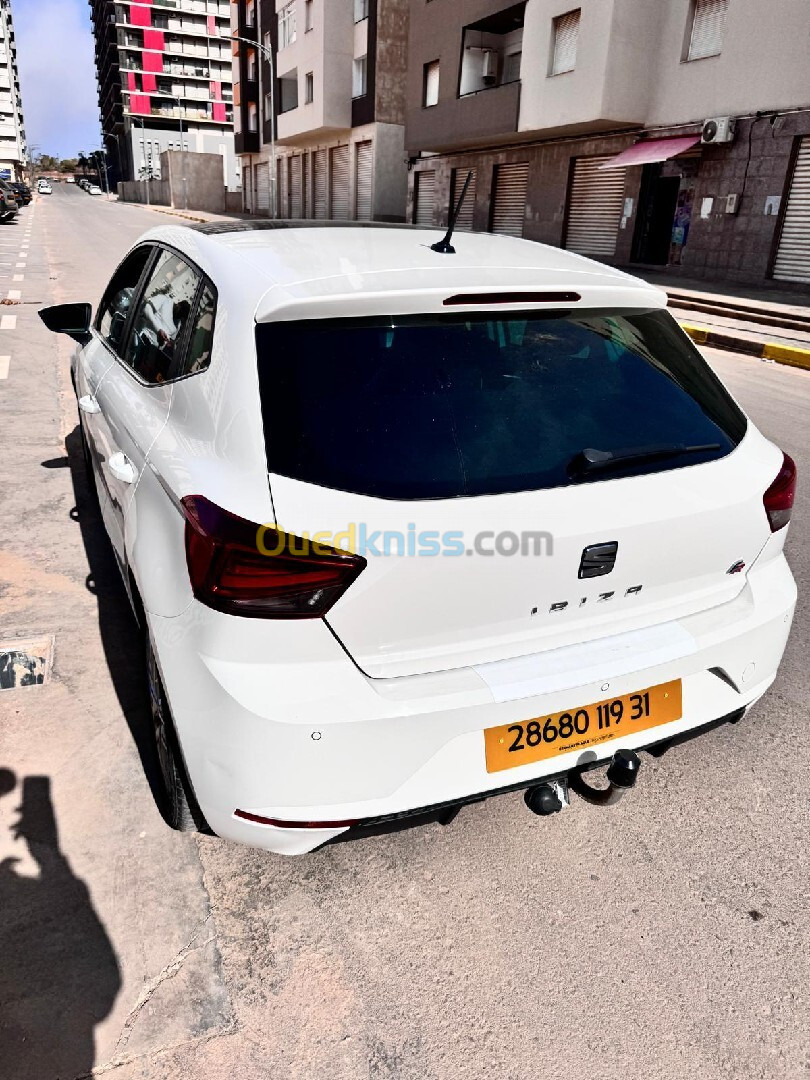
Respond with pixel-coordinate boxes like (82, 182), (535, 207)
(763, 452), (797, 532)
(182, 495), (366, 618)
(234, 809), (360, 829)
(443, 291), (581, 306)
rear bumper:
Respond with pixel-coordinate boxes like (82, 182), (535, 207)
(150, 553), (796, 856)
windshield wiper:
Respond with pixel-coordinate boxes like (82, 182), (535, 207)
(568, 442), (722, 478)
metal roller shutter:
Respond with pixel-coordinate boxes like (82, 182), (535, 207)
(355, 141), (373, 221)
(277, 158), (289, 218)
(290, 154), (303, 218)
(414, 170), (435, 226)
(490, 162), (528, 237)
(314, 148), (327, 219)
(773, 138), (810, 284)
(301, 153), (309, 218)
(330, 145), (350, 219)
(564, 156), (626, 257)
(451, 167), (476, 231)
(255, 162), (270, 215)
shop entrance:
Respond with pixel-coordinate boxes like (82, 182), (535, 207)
(632, 160), (698, 267)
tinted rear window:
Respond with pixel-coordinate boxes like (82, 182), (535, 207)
(256, 309), (747, 500)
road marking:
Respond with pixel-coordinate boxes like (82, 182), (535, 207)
(1, 314), (17, 330)
(13, 274), (23, 281)
(15, 262), (26, 268)
(7, 290), (21, 300)
(0, 355), (9, 379)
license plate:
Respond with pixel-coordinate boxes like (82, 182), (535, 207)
(484, 680), (682, 774)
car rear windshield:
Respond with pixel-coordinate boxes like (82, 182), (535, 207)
(256, 308), (747, 500)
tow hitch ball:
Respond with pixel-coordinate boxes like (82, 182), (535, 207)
(569, 749), (642, 807)
(524, 749), (642, 817)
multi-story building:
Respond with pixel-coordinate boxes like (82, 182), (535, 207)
(89, 0), (239, 190)
(0, 0), (27, 183)
(405, 0), (810, 289)
(232, 0), (409, 221)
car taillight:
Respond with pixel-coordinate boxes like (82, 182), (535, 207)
(181, 495), (366, 618)
(763, 452), (797, 532)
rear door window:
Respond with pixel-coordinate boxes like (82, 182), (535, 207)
(122, 249), (200, 384)
(256, 308), (747, 500)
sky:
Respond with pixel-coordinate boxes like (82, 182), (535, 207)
(13, 0), (101, 160)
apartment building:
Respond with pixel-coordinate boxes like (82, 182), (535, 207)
(89, 0), (239, 189)
(406, 0), (810, 288)
(0, 0), (27, 183)
(232, 0), (409, 221)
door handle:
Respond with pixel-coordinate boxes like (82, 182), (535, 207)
(108, 451), (137, 485)
(78, 394), (101, 415)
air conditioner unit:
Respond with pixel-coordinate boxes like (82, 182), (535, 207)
(481, 49), (498, 86)
(701, 116), (736, 145)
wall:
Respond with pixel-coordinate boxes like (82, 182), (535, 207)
(117, 179), (171, 206)
(375, 0), (410, 126)
(162, 151), (228, 213)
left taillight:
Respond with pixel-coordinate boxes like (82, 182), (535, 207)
(181, 495), (366, 619)
(763, 452), (797, 532)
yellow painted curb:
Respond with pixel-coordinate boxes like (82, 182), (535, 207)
(680, 324), (709, 344)
(762, 343), (810, 371)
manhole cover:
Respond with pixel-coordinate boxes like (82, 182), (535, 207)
(0, 636), (54, 690)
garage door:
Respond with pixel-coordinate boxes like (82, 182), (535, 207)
(330, 145), (350, 219)
(490, 163), (528, 237)
(451, 167), (477, 231)
(314, 148), (327, 219)
(355, 141), (373, 221)
(255, 162), (270, 215)
(290, 154), (303, 218)
(773, 138), (810, 284)
(414, 170), (435, 226)
(277, 158), (289, 218)
(564, 156), (627, 257)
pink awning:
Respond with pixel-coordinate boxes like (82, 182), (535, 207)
(599, 136), (702, 169)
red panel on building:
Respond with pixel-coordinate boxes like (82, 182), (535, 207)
(213, 102), (227, 123)
(207, 15), (217, 35)
(142, 49), (164, 73)
(130, 4), (151, 27)
(126, 71), (137, 91)
(143, 29), (165, 52)
(210, 81), (221, 100)
(130, 94), (151, 115)
(142, 73), (157, 93)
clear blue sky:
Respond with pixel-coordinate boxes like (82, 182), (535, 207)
(14, 0), (102, 159)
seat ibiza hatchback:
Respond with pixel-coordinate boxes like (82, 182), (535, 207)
(40, 222), (797, 855)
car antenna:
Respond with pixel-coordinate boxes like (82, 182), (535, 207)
(430, 170), (473, 254)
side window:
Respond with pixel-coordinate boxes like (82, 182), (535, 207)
(183, 284), (216, 377)
(96, 246), (154, 354)
(123, 249), (200, 384)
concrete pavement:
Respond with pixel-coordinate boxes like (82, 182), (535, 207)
(1, 185), (809, 1080)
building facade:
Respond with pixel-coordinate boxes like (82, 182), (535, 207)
(0, 0), (27, 183)
(89, 0), (239, 190)
(406, 0), (810, 289)
(232, 0), (409, 221)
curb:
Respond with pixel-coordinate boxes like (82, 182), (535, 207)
(680, 323), (810, 372)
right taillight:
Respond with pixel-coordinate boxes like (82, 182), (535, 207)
(181, 495), (366, 619)
(763, 452), (797, 532)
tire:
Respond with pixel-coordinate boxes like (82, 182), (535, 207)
(146, 637), (208, 833)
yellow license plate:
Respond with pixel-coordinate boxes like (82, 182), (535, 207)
(484, 680), (682, 773)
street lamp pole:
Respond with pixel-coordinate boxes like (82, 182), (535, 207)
(214, 32), (276, 218)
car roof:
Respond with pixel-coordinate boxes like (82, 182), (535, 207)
(138, 221), (666, 321)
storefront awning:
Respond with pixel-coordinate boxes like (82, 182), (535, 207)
(599, 136), (702, 170)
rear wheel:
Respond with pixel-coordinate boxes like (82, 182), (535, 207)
(146, 638), (206, 833)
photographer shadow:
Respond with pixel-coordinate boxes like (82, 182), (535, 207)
(0, 768), (121, 1079)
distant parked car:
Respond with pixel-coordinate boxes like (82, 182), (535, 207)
(78, 179), (91, 191)
(66, 177), (76, 184)
(37, 180), (53, 195)
(0, 181), (19, 220)
(87, 184), (104, 195)
(10, 183), (31, 206)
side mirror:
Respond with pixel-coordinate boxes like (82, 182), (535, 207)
(39, 303), (93, 343)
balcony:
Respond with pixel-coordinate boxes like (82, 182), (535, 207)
(406, 79), (521, 154)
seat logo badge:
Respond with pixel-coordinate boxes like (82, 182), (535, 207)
(727, 560), (746, 575)
(578, 541), (618, 579)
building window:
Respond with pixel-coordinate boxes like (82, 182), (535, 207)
(504, 50), (522, 83)
(265, 91), (273, 120)
(248, 101), (258, 132)
(354, 0), (369, 22)
(305, 71), (314, 103)
(352, 55), (367, 99)
(459, 3), (526, 96)
(551, 9), (580, 75)
(305, 0), (314, 32)
(279, 71), (299, 113)
(687, 0), (728, 61)
(278, 2), (296, 49)
(247, 48), (257, 82)
(423, 60), (440, 107)
(245, 0), (255, 27)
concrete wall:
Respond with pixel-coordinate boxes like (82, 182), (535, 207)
(122, 124), (241, 191)
(117, 179), (171, 206)
(162, 151), (228, 213)
(375, 0), (410, 126)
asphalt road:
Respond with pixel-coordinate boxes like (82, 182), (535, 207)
(1, 185), (808, 1080)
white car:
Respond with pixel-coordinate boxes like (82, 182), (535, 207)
(39, 223), (797, 855)
(87, 185), (104, 195)
(66, 177), (76, 184)
(37, 181), (52, 195)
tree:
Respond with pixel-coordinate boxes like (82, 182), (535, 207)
(59, 158), (79, 174)
(77, 152), (89, 177)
